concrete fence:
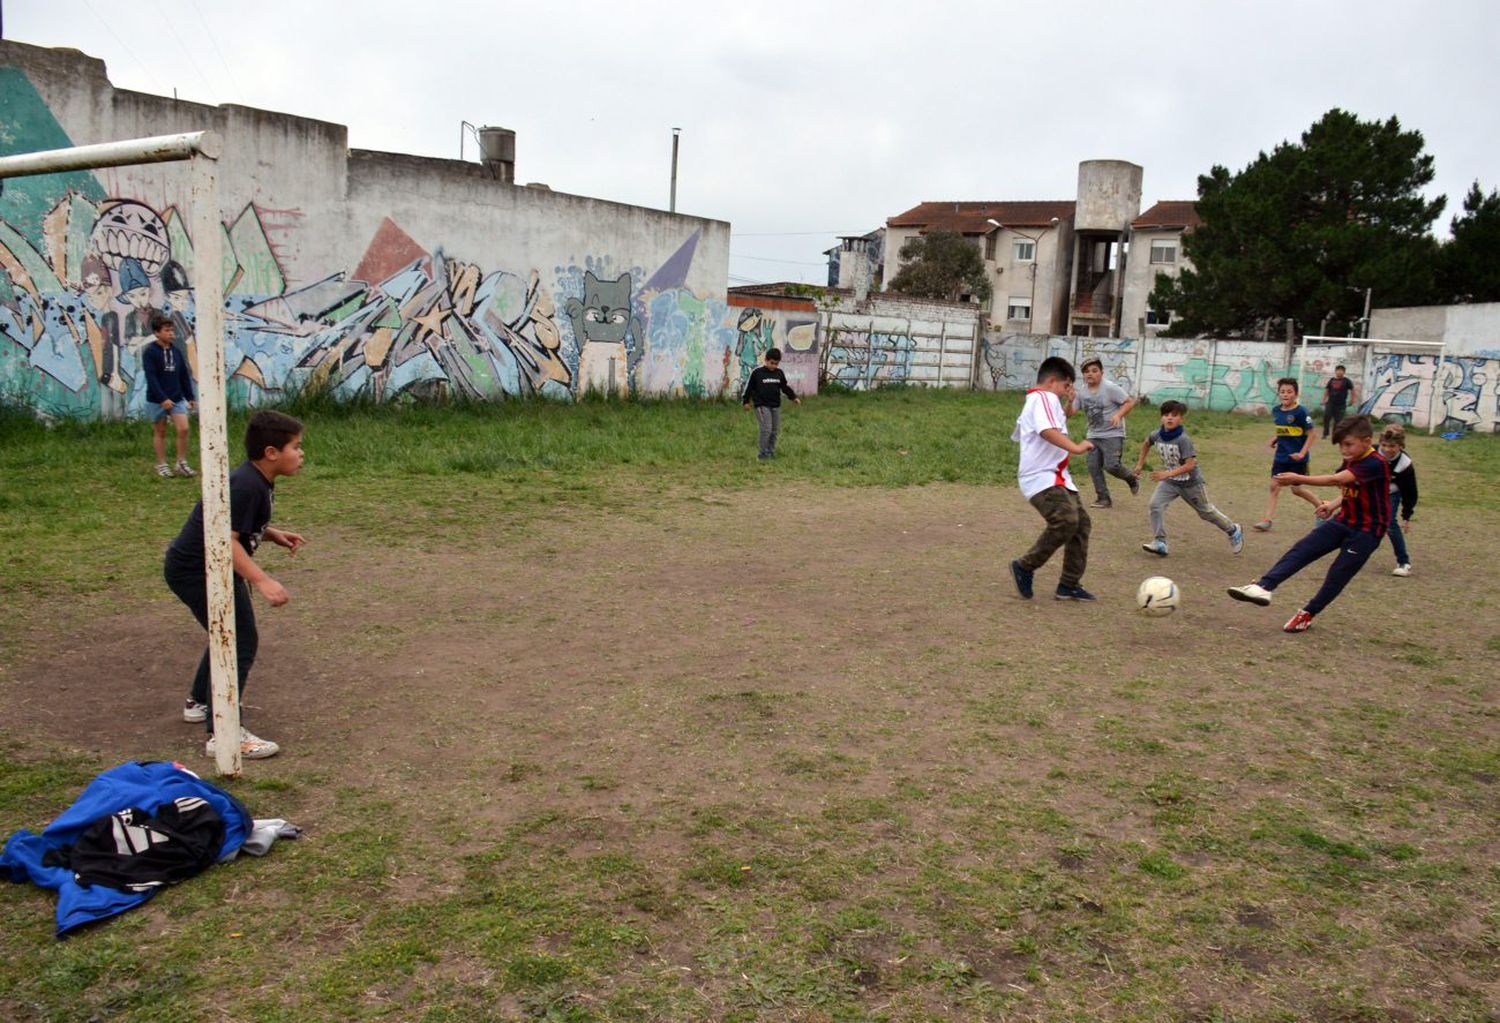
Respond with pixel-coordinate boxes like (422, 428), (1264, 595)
(978, 332), (1500, 433)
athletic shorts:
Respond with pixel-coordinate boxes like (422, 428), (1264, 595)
(1271, 458), (1307, 477)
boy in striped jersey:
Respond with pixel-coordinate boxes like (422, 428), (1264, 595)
(1228, 415), (1390, 632)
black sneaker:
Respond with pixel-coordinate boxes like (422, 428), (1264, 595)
(1010, 559), (1034, 600)
(1055, 584), (1098, 601)
(1128, 473), (1141, 496)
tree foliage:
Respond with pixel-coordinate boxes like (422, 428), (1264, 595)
(887, 231), (991, 304)
(1439, 182), (1500, 303)
(1151, 109), (1445, 338)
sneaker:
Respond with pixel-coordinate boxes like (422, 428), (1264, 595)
(1142, 541), (1169, 557)
(1283, 609), (1315, 633)
(182, 699), (208, 723)
(1227, 582), (1273, 606)
(1392, 563), (1412, 577)
(757, 453), (770, 461)
(155, 463), (174, 479)
(1090, 498), (1112, 509)
(1228, 524), (1244, 555)
(1252, 520), (1273, 532)
(1054, 584), (1097, 601)
(204, 728), (280, 760)
(1127, 474), (1140, 497)
(1010, 559), (1034, 600)
(174, 460), (197, 478)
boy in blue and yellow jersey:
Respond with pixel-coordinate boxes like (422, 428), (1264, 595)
(1228, 415), (1390, 633)
(1253, 377), (1320, 531)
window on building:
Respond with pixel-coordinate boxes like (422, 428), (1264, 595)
(1007, 297), (1032, 322)
(1146, 307), (1172, 326)
(984, 232), (997, 260)
(1149, 240), (1177, 264)
(1013, 240), (1035, 262)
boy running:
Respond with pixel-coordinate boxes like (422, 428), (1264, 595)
(1254, 377), (1320, 531)
(1228, 415), (1390, 632)
(1010, 357), (1096, 601)
(1134, 400), (1243, 557)
(1069, 357), (1140, 508)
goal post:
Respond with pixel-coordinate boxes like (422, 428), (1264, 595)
(1299, 334), (1448, 435)
(0, 131), (244, 776)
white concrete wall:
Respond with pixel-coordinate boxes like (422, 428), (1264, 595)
(821, 293), (979, 390)
(0, 40), (732, 418)
(1371, 302), (1500, 357)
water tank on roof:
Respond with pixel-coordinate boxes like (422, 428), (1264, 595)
(1075, 160), (1142, 232)
(477, 126), (516, 184)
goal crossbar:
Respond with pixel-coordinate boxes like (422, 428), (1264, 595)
(1298, 335), (1449, 435)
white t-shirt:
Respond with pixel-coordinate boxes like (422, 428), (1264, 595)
(1012, 388), (1077, 498)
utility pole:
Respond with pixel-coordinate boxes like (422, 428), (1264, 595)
(669, 128), (681, 212)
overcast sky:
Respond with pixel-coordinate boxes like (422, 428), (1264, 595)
(9, 0), (1497, 287)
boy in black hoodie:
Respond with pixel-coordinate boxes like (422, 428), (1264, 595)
(141, 313), (198, 479)
(741, 347), (801, 460)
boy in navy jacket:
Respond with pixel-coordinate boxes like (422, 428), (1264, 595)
(141, 313), (198, 479)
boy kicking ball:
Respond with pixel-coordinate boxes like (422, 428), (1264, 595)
(1227, 415), (1389, 633)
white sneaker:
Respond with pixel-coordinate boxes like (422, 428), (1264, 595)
(204, 728), (280, 760)
(1227, 582), (1273, 606)
(1392, 563), (1412, 577)
(174, 460), (197, 478)
(183, 699), (208, 723)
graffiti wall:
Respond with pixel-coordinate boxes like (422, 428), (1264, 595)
(820, 296), (979, 391)
(1361, 353), (1500, 433)
(724, 295), (819, 398)
(0, 43), (733, 419)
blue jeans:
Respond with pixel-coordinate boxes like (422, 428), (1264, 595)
(1388, 493), (1409, 565)
(1259, 519), (1380, 616)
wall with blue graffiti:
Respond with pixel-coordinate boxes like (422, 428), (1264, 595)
(0, 42), (734, 419)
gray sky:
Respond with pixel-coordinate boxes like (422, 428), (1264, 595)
(9, 0), (1497, 287)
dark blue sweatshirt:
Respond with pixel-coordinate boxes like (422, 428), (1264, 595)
(141, 342), (196, 405)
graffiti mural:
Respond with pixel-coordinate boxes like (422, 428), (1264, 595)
(1362, 353), (1500, 432)
(824, 329), (916, 390)
(0, 185), (732, 417)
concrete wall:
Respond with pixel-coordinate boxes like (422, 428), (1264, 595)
(820, 293), (979, 390)
(0, 41), (733, 419)
(1075, 161), (1142, 233)
(1370, 302), (1500, 357)
(725, 294), (820, 398)
(977, 330), (1500, 431)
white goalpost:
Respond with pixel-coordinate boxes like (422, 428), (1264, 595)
(0, 131), (245, 776)
(1299, 334), (1449, 435)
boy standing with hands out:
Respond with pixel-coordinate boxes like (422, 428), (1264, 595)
(165, 410), (307, 760)
(1010, 357), (1096, 602)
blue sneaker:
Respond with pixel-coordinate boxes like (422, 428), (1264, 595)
(1010, 559), (1034, 600)
(1055, 584), (1097, 601)
(1142, 541), (1169, 557)
(1228, 523), (1244, 555)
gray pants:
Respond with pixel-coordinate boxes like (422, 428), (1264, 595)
(755, 405), (781, 457)
(1149, 481), (1234, 543)
(1086, 436), (1134, 501)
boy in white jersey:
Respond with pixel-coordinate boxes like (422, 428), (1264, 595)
(1010, 357), (1097, 601)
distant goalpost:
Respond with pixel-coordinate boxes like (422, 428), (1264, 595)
(1298, 334), (1449, 435)
(0, 132), (247, 776)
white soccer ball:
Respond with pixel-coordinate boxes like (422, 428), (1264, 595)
(1137, 576), (1180, 617)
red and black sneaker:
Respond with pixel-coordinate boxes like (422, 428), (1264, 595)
(1283, 609), (1315, 633)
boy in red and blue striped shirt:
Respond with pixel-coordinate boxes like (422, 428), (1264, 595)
(1227, 415), (1390, 633)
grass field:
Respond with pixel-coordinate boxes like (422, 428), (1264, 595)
(1, 390), (1496, 1022)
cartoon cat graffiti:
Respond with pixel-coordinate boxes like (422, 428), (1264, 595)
(565, 270), (641, 398)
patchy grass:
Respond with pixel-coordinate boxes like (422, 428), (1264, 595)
(2, 391), (1497, 1021)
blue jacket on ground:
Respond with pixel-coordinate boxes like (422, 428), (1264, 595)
(1, 761), (251, 937)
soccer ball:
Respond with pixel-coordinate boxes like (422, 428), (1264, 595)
(1137, 576), (1180, 617)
